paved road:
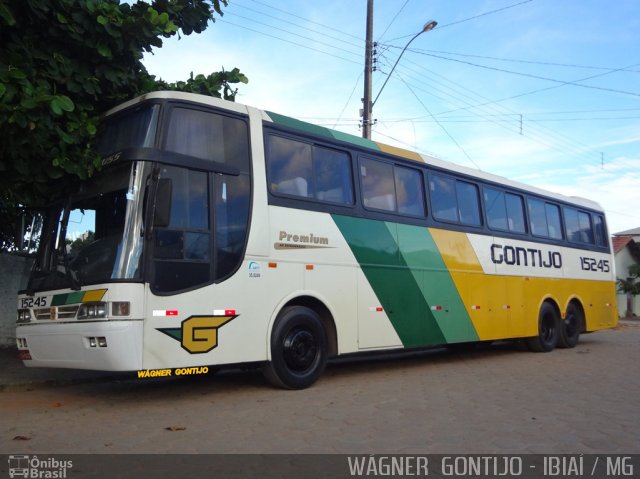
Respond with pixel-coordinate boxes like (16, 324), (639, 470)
(1, 323), (639, 455)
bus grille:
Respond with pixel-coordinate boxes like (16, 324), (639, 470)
(34, 305), (80, 320)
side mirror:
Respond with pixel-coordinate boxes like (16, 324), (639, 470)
(153, 178), (172, 227)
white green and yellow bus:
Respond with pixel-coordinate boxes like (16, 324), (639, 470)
(15, 91), (617, 389)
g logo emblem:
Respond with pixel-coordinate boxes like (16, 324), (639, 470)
(158, 314), (237, 354)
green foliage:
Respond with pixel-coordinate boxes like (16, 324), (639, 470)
(68, 230), (96, 252)
(0, 0), (245, 208)
(617, 264), (640, 296)
(617, 263), (640, 317)
(0, 0), (247, 250)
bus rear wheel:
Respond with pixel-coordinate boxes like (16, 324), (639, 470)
(526, 302), (559, 352)
(558, 303), (582, 348)
(263, 306), (328, 389)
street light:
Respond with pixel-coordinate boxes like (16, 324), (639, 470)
(372, 20), (437, 107)
(362, 19), (437, 139)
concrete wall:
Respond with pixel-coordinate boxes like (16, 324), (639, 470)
(0, 254), (33, 346)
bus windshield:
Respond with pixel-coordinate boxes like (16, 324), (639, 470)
(28, 161), (150, 291)
(96, 104), (159, 156)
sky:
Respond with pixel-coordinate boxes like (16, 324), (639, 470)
(142, 0), (640, 235)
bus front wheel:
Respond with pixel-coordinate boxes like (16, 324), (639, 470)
(526, 302), (560, 352)
(263, 306), (328, 389)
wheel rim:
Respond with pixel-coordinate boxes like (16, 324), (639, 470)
(541, 312), (556, 344)
(565, 311), (578, 337)
(283, 327), (318, 372)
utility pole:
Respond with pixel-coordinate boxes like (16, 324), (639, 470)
(362, 0), (374, 139)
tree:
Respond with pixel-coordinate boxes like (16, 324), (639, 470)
(0, 0), (247, 249)
(617, 263), (640, 317)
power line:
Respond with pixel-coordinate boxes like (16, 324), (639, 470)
(237, 0), (364, 42)
(224, 11), (362, 59)
(394, 71), (482, 170)
(386, 0), (535, 42)
(410, 49), (640, 73)
(377, 0), (411, 42)
(231, 2), (363, 51)
(218, 18), (361, 65)
(406, 51), (640, 98)
(373, 54), (613, 169)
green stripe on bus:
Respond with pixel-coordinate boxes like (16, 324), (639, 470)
(332, 215), (447, 347)
(396, 223), (479, 343)
(266, 111), (380, 151)
(332, 215), (479, 346)
(51, 291), (85, 306)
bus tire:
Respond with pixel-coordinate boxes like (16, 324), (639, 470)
(558, 303), (582, 348)
(263, 306), (328, 389)
(526, 302), (559, 352)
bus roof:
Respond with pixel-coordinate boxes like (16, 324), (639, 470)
(106, 91), (604, 213)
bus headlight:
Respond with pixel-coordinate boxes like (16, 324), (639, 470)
(17, 309), (31, 323)
(111, 301), (130, 316)
(78, 302), (107, 320)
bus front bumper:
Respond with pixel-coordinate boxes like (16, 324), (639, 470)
(15, 319), (143, 371)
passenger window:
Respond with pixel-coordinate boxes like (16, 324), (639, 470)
(430, 175), (457, 222)
(564, 207), (581, 242)
(431, 175), (480, 226)
(593, 214), (607, 247)
(546, 203), (563, 240)
(505, 193), (526, 233)
(268, 136), (313, 198)
(314, 147), (354, 205)
(395, 166), (425, 216)
(528, 198), (563, 239)
(360, 159), (426, 216)
(361, 158), (396, 212)
(528, 198), (548, 237)
(578, 211), (594, 244)
(457, 181), (481, 226)
(485, 187), (508, 231)
(267, 135), (354, 205)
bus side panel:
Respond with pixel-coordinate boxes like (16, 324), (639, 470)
(332, 216), (480, 349)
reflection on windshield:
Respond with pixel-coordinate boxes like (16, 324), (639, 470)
(27, 162), (149, 291)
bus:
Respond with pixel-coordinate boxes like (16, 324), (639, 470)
(15, 91), (617, 389)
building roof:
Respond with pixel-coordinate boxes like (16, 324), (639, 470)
(614, 227), (640, 236)
(613, 235), (633, 254)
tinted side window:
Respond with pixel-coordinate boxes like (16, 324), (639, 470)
(505, 193), (526, 233)
(546, 203), (563, 240)
(430, 175), (480, 226)
(594, 214), (607, 247)
(430, 175), (457, 222)
(564, 207), (581, 242)
(153, 166), (211, 293)
(215, 174), (251, 281)
(267, 135), (354, 205)
(395, 166), (425, 216)
(528, 198), (548, 237)
(361, 158), (395, 212)
(457, 181), (481, 226)
(485, 187), (508, 231)
(529, 198), (563, 239)
(314, 147), (353, 205)
(578, 211), (594, 244)
(165, 107), (250, 171)
(268, 136), (313, 198)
